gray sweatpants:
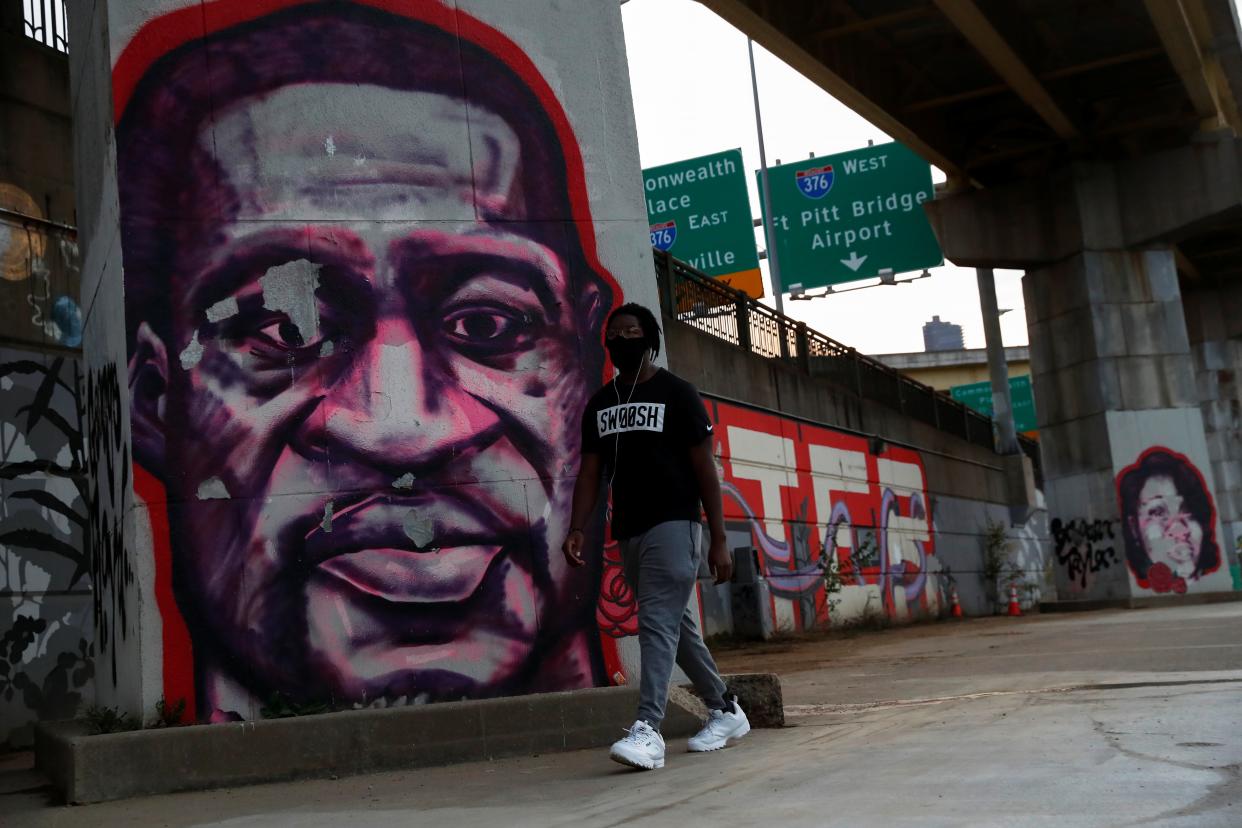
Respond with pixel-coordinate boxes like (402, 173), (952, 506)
(620, 520), (728, 728)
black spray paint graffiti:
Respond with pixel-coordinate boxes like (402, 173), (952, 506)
(1051, 517), (1119, 591)
(85, 363), (132, 684)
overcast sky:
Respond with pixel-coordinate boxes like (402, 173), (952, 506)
(620, 0), (1035, 355)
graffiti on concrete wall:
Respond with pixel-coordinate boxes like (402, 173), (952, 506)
(703, 398), (935, 629)
(1050, 517), (1119, 593)
(113, 1), (622, 720)
(84, 363), (131, 684)
(0, 350), (93, 747)
(0, 186), (83, 350)
(1116, 447), (1221, 594)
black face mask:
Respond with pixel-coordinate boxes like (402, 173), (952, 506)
(607, 337), (649, 374)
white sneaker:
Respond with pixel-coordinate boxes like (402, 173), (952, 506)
(610, 720), (666, 770)
(687, 697), (751, 752)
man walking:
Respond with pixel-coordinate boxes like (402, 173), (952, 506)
(563, 303), (750, 770)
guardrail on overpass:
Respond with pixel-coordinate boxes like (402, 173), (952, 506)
(651, 248), (1041, 475)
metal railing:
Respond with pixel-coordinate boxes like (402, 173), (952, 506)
(21, 0), (69, 52)
(652, 249), (1042, 471)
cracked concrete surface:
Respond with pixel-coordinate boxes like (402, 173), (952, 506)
(4, 604), (1240, 826)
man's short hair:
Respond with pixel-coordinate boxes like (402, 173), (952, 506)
(607, 302), (662, 358)
(115, 1), (608, 350)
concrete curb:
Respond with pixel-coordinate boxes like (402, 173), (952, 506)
(715, 673), (784, 728)
(1040, 591), (1242, 613)
(35, 685), (703, 804)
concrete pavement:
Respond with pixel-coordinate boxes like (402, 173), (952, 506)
(4, 603), (1240, 826)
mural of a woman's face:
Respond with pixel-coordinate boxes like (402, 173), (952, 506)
(1133, 475), (1203, 578)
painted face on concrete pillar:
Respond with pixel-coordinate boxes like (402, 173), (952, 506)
(1135, 475), (1203, 578)
(132, 83), (602, 707)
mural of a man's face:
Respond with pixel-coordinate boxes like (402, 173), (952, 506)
(128, 66), (609, 711)
(1134, 475), (1203, 578)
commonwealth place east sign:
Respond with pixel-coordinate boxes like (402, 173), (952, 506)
(759, 142), (943, 291)
(643, 149), (763, 298)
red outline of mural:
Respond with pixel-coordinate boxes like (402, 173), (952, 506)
(1115, 445), (1221, 590)
(133, 465), (195, 718)
(112, 0), (627, 708)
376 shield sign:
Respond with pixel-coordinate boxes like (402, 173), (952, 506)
(796, 165), (834, 199)
(649, 220), (677, 252)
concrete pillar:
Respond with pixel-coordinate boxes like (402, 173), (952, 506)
(927, 147), (1242, 603)
(1183, 282), (1242, 590)
(1023, 248), (1232, 599)
(975, 267), (1019, 456)
(68, 0), (657, 723)
(68, 0), (154, 720)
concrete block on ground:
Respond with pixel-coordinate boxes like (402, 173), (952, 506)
(683, 672), (784, 729)
(35, 685), (704, 804)
(725, 673), (785, 728)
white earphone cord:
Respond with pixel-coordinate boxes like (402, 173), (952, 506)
(607, 349), (647, 492)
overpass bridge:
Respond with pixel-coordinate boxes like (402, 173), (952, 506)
(701, 0), (1242, 601)
(18, 0), (1240, 741)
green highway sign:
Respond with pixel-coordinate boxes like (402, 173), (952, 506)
(643, 149), (763, 298)
(950, 374), (1038, 433)
(758, 142), (943, 291)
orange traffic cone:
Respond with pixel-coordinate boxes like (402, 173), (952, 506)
(1007, 584), (1022, 617)
(950, 587), (964, 618)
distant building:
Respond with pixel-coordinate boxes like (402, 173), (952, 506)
(873, 346), (1030, 392)
(922, 315), (964, 352)
(873, 346), (1039, 435)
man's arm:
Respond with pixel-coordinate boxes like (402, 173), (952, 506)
(562, 452), (602, 568)
(689, 438), (732, 584)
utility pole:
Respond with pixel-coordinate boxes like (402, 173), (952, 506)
(976, 267), (1019, 455)
(748, 37), (784, 316)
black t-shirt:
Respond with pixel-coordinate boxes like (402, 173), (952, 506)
(581, 368), (713, 540)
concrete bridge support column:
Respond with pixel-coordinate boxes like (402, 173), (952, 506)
(66, 0), (656, 724)
(1022, 248), (1230, 599)
(1183, 283), (1242, 589)
(926, 144), (1242, 603)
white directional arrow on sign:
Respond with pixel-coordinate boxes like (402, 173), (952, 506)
(840, 251), (868, 272)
